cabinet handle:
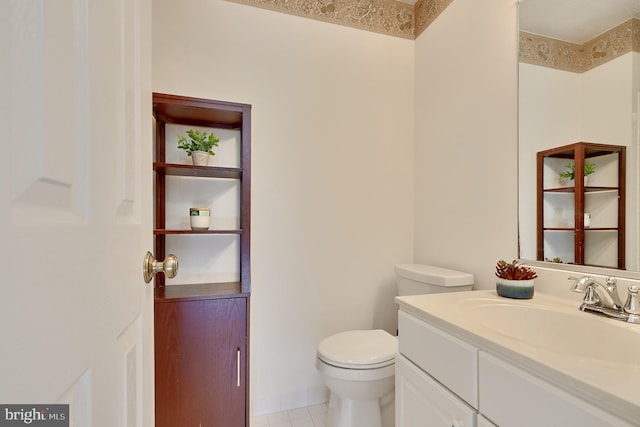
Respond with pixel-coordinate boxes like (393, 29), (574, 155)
(236, 349), (241, 387)
(451, 421), (463, 427)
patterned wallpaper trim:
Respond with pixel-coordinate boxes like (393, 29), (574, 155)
(520, 18), (640, 73)
(227, 0), (638, 63)
(226, 0), (452, 39)
(414, 0), (453, 36)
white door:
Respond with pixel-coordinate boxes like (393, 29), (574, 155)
(0, 1), (153, 426)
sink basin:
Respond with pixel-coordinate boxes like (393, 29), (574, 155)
(458, 297), (640, 365)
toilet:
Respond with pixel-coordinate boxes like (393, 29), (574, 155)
(316, 264), (474, 427)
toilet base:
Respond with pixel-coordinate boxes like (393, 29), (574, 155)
(315, 330), (397, 427)
(326, 389), (394, 427)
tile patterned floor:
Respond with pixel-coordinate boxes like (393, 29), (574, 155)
(250, 403), (328, 427)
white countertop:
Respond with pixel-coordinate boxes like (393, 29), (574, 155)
(395, 290), (640, 424)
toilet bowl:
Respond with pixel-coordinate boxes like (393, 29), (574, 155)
(316, 264), (474, 427)
(316, 329), (397, 427)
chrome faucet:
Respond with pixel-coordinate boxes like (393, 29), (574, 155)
(570, 276), (623, 310)
(570, 276), (640, 324)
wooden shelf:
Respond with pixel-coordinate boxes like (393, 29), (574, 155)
(154, 229), (242, 235)
(543, 227), (619, 231)
(542, 228), (574, 231)
(153, 162), (242, 179)
(154, 282), (248, 303)
(153, 93), (246, 129)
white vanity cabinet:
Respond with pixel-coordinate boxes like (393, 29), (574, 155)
(398, 311), (478, 406)
(397, 311), (478, 426)
(397, 307), (634, 427)
(396, 355), (476, 427)
(479, 352), (634, 427)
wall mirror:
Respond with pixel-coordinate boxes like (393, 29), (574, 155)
(518, 0), (640, 272)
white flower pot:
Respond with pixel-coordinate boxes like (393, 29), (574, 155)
(191, 151), (210, 166)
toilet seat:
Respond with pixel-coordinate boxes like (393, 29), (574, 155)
(317, 329), (398, 369)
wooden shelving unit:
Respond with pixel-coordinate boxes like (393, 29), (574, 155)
(152, 92), (251, 426)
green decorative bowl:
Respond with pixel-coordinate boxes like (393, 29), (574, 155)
(496, 278), (534, 299)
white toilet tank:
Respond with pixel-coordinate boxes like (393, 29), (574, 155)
(395, 264), (473, 296)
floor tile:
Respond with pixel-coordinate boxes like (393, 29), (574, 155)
(251, 414), (269, 427)
(288, 407), (310, 420)
(307, 403), (328, 417)
(254, 402), (329, 426)
(291, 418), (314, 427)
(267, 411), (291, 425)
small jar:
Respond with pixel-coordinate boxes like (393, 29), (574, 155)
(190, 208), (210, 230)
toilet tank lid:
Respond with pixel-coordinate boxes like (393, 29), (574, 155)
(395, 264), (474, 287)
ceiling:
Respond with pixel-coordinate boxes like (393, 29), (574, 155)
(518, 0), (640, 44)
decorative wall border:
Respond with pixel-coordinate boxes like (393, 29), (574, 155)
(227, 0), (638, 61)
(520, 18), (640, 73)
(414, 0), (454, 36)
(226, 0), (452, 40)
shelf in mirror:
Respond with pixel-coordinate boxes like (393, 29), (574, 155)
(543, 228), (620, 231)
(543, 186), (619, 193)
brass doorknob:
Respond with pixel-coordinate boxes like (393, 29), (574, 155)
(143, 251), (178, 283)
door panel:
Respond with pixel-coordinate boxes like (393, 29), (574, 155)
(0, 1), (153, 426)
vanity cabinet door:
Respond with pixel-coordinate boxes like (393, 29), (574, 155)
(396, 355), (476, 427)
(479, 352), (633, 427)
(399, 311), (478, 408)
(155, 296), (247, 427)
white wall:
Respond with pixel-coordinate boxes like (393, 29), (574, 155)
(519, 53), (639, 270)
(152, 0), (415, 415)
(413, 0), (519, 289)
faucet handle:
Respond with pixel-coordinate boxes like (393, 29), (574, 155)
(624, 285), (640, 316)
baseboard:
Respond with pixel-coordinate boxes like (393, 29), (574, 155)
(251, 385), (329, 416)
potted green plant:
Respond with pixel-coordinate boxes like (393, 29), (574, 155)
(559, 161), (596, 185)
(177, 129), (220, 166)
(495, 259), (537, 299)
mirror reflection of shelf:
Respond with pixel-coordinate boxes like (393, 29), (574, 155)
(537, 142), (625, 269)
